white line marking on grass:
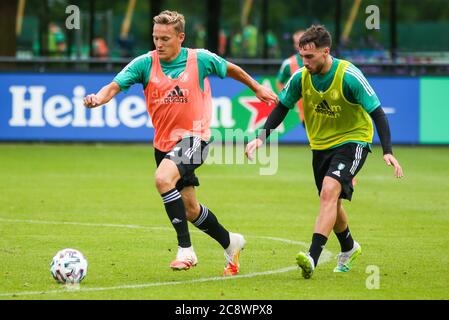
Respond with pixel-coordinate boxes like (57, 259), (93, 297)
(0, 218), (170, 231)
(0, 266), (300, 297)
(0, 217), (333, 297)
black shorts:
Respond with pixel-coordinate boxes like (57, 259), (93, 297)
(154, 136), (209, 191)
(312, 143), (369, 201)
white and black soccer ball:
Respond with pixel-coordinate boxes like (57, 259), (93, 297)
(50, 248), (88, 284)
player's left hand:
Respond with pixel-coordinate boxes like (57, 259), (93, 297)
(245, 138), (263, 161)
(255, 85), (279, 106)
(383, 154), (404, 178)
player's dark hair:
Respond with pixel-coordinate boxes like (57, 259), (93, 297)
(299, 25), (332, 49)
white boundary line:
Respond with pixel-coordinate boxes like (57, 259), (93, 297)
(0, 218), (334, 297)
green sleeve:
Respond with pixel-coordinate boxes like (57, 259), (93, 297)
(343, 64), (381, 113)
(279, 69), (303, 109)
(196, 49), (228, 80)
(276, 59), (291, 85)
(113, 54), (151, 92)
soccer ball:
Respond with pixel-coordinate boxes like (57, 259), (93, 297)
(50, 248), (88, 284)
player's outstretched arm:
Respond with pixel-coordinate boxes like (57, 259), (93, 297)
(83, 82), (121, 108)
(226, 62), (278, 105)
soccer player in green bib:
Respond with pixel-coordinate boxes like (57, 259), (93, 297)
(246, 25), (404, 279)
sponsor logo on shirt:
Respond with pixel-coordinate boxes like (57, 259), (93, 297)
(314, 99), (341, 118)
(163, 85), (189, 104)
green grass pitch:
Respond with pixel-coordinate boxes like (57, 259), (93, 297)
(0, 143), (448, 300)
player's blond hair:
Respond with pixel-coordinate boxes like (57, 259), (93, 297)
(153, 10), (185, 34)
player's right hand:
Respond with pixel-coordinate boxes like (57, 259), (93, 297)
(255, 84), (279, 106)
(83, 94), (100, 108)
(245, 138), (263, 161)
(383, 154), (404, 178)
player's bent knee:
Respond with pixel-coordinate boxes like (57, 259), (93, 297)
(320, 191), (336, 204)
(154, 173), (176, 192)
(320, 183), (340, 204)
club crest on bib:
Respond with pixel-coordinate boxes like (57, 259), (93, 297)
(330, 89), (340, 100)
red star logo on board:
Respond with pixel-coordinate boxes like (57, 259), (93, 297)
(239, 79), (285, 133)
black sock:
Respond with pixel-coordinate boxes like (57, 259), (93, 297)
(335, 226), (354, 252)
(193, 204), (230, 249)
(308, 233), (328, 267)
(161, 188), (191, 248)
